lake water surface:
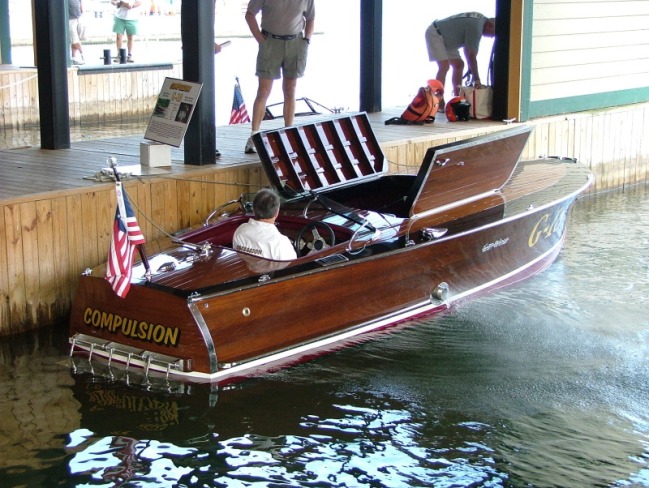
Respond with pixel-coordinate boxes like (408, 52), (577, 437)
(0, 185), (647, 487)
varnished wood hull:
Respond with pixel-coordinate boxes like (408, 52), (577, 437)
(69, 119), (593, 383)
(69, 186), (585, 383)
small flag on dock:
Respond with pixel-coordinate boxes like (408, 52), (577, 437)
(229, 77), (250, 124)
(105, 182), (146, 298)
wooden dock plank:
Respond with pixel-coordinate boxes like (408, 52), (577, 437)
(0, 206), (8, 327)
(36, 199), (56, 318)
(6, 203), (26, 329)
(51, 197), (72, 314)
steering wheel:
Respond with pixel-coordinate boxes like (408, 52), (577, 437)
(295, 222), (336, 257)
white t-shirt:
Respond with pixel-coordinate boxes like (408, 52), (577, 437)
(113, 1), (142, 20)
(232, 219), (297, 261)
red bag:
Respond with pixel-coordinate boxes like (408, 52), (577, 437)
(386, 79), (444, 125)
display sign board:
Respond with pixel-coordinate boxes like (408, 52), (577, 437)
(144, 77), (203, 147)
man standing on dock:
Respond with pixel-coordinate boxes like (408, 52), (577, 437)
(244, 0), (316, 154)
(69, 0), (85, 65)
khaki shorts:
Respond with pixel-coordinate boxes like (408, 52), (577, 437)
(425, 23), (461, 62)
(69, 18), (86, 44)
(256, 34), (309, 80)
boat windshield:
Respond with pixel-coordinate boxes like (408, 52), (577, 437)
(305, 193), (378, 233)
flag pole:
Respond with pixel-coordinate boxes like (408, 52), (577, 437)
(108, 157), (152, 278)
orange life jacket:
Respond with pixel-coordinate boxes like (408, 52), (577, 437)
(400, 79), (444, 123)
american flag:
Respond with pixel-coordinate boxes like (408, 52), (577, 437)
(229, 78), (250, 124)
(105, 182), (146, 298)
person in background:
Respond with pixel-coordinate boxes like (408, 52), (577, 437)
(232, 188), (297, 260)
(425, 12), (495, 96)
(110, 0), (143, 63)
(243, 0), (315, 154)
(69, 0), (85, 65)
(149, 0), (160, 15)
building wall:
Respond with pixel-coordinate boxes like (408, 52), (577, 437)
(520, 0), (649, 120)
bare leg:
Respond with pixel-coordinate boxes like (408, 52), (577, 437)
(449, 59), (465, 96)
(282, 78), (298, 127)
(71, 42), (83, 59)
(116, 33), (123, 50)
(127, 35), (135, 55)
(435, 60), (450, 89)
(251, 77), (274, 132)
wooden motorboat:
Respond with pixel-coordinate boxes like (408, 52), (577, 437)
(68, 114), (593, 383)
(264, 96), (337, 120)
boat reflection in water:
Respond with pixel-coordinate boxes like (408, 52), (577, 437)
(68, 114), (592, 384)
(68, 369), (509, 486)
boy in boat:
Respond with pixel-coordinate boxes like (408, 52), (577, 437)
(233, 189), (297, 260)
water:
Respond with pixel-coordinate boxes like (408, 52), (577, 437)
(1, 186), (648, 487)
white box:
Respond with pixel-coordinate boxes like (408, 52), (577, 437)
(140, 141), (171, 167)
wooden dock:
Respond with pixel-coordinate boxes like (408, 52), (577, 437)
(1, 104), (647, 334)
(0, 109), (508, 201)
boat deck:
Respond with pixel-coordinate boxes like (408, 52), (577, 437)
(0, 107), (508, 203)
